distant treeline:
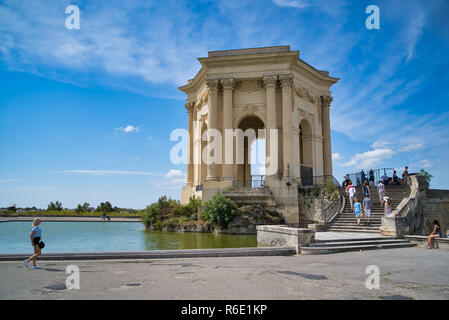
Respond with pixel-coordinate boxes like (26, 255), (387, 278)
(1, 201), (142, 216)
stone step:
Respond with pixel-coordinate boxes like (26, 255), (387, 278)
(314, 237), (389, 243)
(338, 214), (385, 217)
(309, 239), (410, 247)
(333, 220), (381, 224)
(327, 229), (380, 233)
(328, 224), (380, 230)
(301, 242), (416, 254)
(331, 222), (381, 227)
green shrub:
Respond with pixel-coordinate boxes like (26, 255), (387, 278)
(324, 180), (337, 194)
(311, 186), (321, 197)
(142, 196), (202, 229)
(202, 193), (237, 229)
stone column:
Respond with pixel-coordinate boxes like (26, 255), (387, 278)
(221, 78), (234, 180)
(205, 79), (219, 181)
(280, 75), (294, 178)
(185, 102), (195, 185)
(263, 76), (278, 178)
(321, 96), (333, 178)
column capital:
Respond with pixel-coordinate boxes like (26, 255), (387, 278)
(206, 79), (220, 93)
(279, 74), (293, 88)
(220, 78), (235, 91)
(320, 95), (333, 108)
(185, 102), (195, 114)
(263, 76), (278, 88)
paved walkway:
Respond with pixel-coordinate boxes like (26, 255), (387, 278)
(1, 247), (448, 299)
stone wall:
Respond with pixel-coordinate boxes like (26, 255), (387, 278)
(256, 225), (315, 254)
(381, 174), (449, 237)
(297, 185), (341, 227)
(421, 189), (449, 236)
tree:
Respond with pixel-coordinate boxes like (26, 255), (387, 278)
(75, 202), (90, 214)
(202, 193), (237, 229)
(96, 201), (113, 213)
(418, 169), (433, 184)
(47, 201), (63, 211)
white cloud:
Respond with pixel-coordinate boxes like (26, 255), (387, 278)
(150, 169), (187, 189)
(371, 140), (394, 149)
(343, 149), (396, 169)
(272, 0), (311, 8)
(398, 143), (424, 152)
(416, 159), (432, 169)
(115, 125), (140, 133)
(165, 169), (186, 179)
(332, 153), (343, 161)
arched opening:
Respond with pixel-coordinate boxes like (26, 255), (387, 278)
(237, 116), (265, 187)
(299, 119), (314, 186)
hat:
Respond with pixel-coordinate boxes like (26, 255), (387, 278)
(383, 196), (390, 202)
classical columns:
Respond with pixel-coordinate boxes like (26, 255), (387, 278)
(321, 96), (333, 178)
(185, 102), (195, 185)
(263, 76), (278, 178)
(205, 79), (219, 181)
(221, 78), (234, 180)
(280, 75), (294, 178)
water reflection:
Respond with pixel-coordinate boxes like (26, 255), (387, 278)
(141, 230), (258, 250)
(0, 221), (257, 253)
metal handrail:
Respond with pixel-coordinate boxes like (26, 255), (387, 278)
(343, 167), (401, 187)
(232, 175), (266, 188)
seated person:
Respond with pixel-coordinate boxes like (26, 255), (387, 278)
(427, 220), (441, 249)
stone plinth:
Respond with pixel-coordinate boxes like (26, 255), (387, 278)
(256, 225), (315, 254)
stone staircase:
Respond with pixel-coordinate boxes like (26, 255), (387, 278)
(222, 187), (276, 208)
(301, 236), (415, 254)
(327, 185), (411, 233)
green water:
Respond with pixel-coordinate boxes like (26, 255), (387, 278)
(0, 221), (257, 253)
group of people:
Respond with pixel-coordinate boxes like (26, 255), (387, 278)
(344, 167), (409, 188)
(344, 178), (393, 225)
(345, 181), (373, 225)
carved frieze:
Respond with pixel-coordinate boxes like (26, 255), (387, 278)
(294, 85), (319, 106)
(235, 79), (264, 93)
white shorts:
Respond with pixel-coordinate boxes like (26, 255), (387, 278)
(364, 209), (371, 217)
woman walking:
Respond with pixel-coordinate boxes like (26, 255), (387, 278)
(24, 218), (43, 269)
(384, 197), (392, 217)
(362, 182), (370, 198)
(427, 220), (441, 249)
(353, 197), (363, 225)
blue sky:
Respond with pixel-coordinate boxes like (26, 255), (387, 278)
(0, 0), (448, 209)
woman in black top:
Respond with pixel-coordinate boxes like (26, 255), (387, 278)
(427, 220), (441, 249)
